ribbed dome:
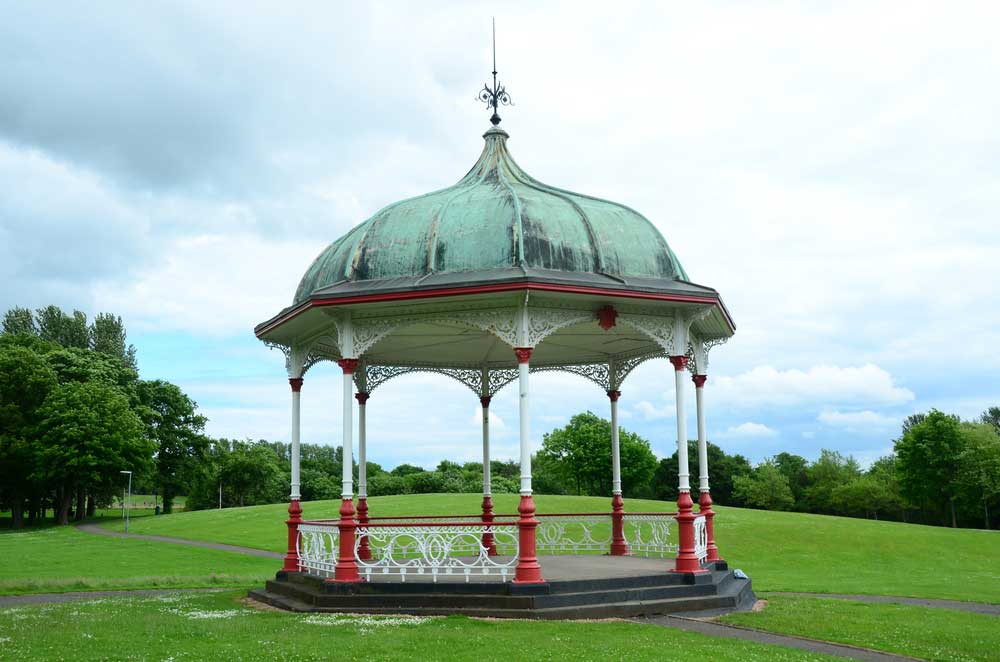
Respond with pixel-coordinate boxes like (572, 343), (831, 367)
(295, 127), (688, 303)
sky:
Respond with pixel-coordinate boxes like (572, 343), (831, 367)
(3, 2), (999, 471)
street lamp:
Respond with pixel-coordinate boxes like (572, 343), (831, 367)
(119, 470), (132, 533)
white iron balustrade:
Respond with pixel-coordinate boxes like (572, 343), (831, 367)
(535, 514), (613, 553)
(355, 523), (519, 583)
(296, 524), (340, 577)
(693, 514), (708, 563)
(622, 514), (678, 557)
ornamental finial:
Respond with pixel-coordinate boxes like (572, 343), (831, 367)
(478, 18), (513, 126)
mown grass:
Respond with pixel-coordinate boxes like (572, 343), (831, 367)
(0, 526), (275, 595)
(0, 589), (837, 661)
(721, 595), (1000, 662)
(101, 493), (1000, 602)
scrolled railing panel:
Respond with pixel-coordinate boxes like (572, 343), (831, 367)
(297, 523), (340, 577)
(693, 515), (708, 563)
(356, 524), (519, 583)
(535, 515), (612, 554)
(622, 514), (678, 557)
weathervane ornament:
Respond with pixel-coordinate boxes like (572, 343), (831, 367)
(478, 18), (513, 126)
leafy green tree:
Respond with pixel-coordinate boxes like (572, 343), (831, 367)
(732, 461), (795, 511)
(802, 450), (861, 514)
(2, 307), (36, 335)
(538, 411), (657, 497)
(895, 409), (965, 527)
(654, 442), (751, 504)
(981, 407), (1000, 434)
(90, 313), (138, 370)
(136, 380), (208, 513)
(0, 345), (58, 527)
(220, 441), (284, 507)
(772, 452), (810, 507)
(958, 423), (1000, 529)
(34, 381), (151, 524)
(391, 463), (425, 477)
(36, 306), (89, 349)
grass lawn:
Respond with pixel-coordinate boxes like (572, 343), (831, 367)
(0, 589), (837, 661)
(100, 493), (1000, 602)
(721, 595), (1000, 662)
(0, 526), (275, 595)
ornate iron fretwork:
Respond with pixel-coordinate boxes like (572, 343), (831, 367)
(478, 19), (512, 126)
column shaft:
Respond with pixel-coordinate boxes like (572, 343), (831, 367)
(356, 392), (371, 561)
(608, 390), (628, 556)
(282, 377), (304, 573)
(332, 359), (359, 582)
(670, 356), (705, 574)
(513, 347), (543, 583)
(694, 374), (721, 562)
(481, 394), (496, 556)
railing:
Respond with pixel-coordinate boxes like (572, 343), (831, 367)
(297, 523), (340, 577)
(295, 510), (685, 581)
(623, 513), (679, 557)
(693, 514), (708, 563)
(356, 522), (519, 583)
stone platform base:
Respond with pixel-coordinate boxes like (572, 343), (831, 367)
(249, 557), (756, 619)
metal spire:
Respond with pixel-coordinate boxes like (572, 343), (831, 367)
(478, 18), (512, 126)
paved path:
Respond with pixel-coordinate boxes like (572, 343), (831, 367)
(768, 592), (1000, 616)
(75, 523), (282, 560)
(0, 588), (222, 608)
(632, 615), (920, 661)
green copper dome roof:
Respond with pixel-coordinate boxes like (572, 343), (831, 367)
(294, 127), (689, 303)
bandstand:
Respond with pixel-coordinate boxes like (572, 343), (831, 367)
(250, 78), (755, 617)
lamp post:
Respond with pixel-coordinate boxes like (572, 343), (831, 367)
(119, 470), (132, 533)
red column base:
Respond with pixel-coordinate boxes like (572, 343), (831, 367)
(282, 499), (302, 572)
(699, 490), (723, 563)
(329, 498), (361, 583)
(672, 490), (708, 575)
(513, 495), (545, 584)
(481, 495), (497, 556)
(357, 497), (372, 561)
(610, 493), (629, 556)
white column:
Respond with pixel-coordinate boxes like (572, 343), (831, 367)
(674, 365), (690, 492)
(695, 379), (709, 492)
(482, 402), (492, 496)
(290, 380), (301, 500)
(517, 352), (532, 495)
(358, 395), (367, 499)
(610, 392), (622, 495)
(341, 368), (354, 499)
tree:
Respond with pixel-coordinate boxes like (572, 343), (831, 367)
(895, 410), (965, 527)
(732, 461), (795, 511)
(901, 413), (927, 436)
(2, 307), (36, 335)
(537, 411), (657, 497)
(958, 423), (1000, 529)
(137, 380), (208, 513)
(802, 450), (861, 514)
(33, 381), (151, 524)
(772, 452), (809, 507)
(36, 306), (89, 349)
(981, 407), (1000, 434)
(90, 313), (138, 370)
(653, 441), (751, 504)
(0, 345), (58, 527)
(220, 441), (283, 507)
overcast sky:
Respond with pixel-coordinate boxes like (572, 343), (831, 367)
(3, 2), (999, 470)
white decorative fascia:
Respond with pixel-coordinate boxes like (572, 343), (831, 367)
(687, 336), (728, 375)
(351, 317), (402, 357)
(532, 362), (611, 392)
(266, 341), (328, 379)
(618, 312), (676, 355)
(441, 308), (521, 348)
(610, 351), (668, 390)
(525, 307), (594, 347)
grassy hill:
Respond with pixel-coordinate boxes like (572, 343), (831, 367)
(100, 493), (1000, 603)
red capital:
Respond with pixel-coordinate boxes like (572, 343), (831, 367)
(597, 305), (618, 331)
(692, 374), (708, 388)
(514, 347), (533, 364)
(355, 391), (370, 405)
(288, 377), (303, 392)
(669, 355), (689, 371)
(337, 358), (359, 374)
(480, 395), (492, 408)
(607, 390), (621, 402)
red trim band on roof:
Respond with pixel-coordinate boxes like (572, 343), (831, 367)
(256, 281), (735, 336)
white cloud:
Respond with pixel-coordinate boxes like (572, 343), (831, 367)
(712, 364), (915, 410)
(817, 410), (900, 429)
(633, 400), (676, 421)
(719, 422), (779, 439)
